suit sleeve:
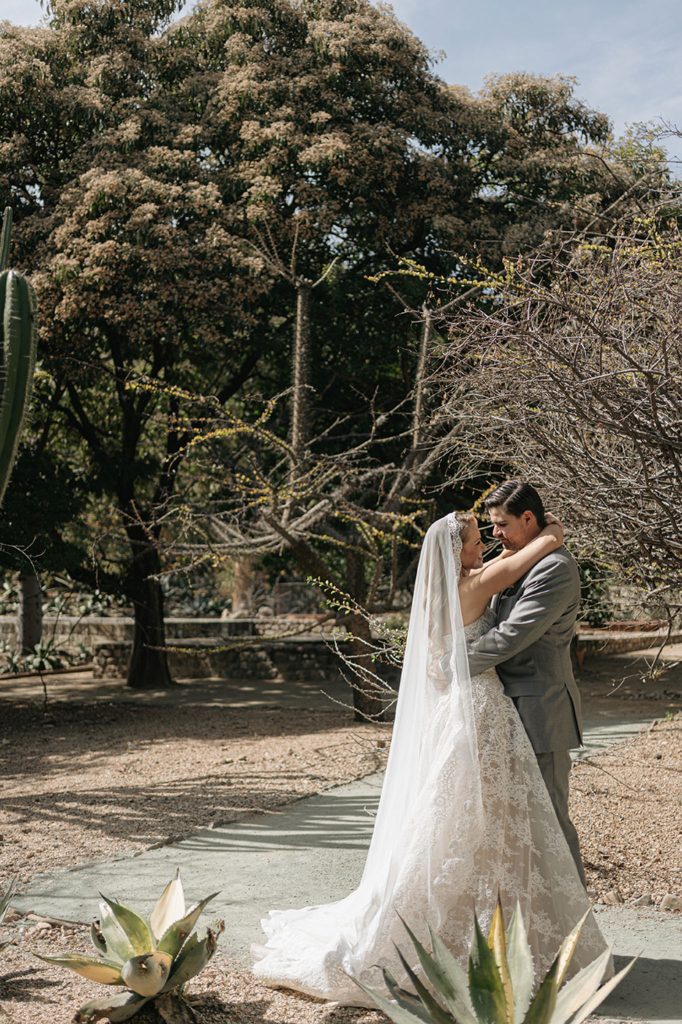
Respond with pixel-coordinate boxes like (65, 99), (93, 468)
(467, 558), (576, 677)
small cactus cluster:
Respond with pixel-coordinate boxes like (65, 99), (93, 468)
(38, 872), (224, 1022)
(0, 206), (38, 507)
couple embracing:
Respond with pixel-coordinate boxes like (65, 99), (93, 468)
(252, 481), (609, 1004)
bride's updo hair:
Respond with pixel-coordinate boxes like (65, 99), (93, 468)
(455, 512), (477, 541)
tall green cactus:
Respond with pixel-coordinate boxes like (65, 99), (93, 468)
(0, 206), (38, 506)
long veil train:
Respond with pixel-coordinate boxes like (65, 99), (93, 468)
(252, 513), (487, 1003)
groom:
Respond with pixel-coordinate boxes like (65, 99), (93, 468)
(467, 480), (587, 885)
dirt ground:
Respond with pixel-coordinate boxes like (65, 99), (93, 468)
(0, 654), (680, 1022)
(0, 698), (388, 884)
(573, 714), (682, 903)
(571, 651), (682, 903)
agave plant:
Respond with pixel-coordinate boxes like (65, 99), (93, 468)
(38, 872), (223, 1023)
(355, 897), (636, 1024)
(0, 877), (18, 953)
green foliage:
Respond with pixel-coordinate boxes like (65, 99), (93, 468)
(0, 0), (664, 680)
(0, 443), (87, 576)
(38, 872), (224, 1023)
(355, 898), (636, 1024)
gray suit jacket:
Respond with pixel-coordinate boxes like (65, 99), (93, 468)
(467, 547), (582, 754)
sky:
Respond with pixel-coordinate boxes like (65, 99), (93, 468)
(2, 0), (680, 164)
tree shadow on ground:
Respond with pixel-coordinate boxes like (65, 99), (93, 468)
(0, 770), (382, 856)
(577, 653), (682, 699)
(0, 965), (63, 1003)
(0, 694), (372, 780)
(1, 773), (381, 854)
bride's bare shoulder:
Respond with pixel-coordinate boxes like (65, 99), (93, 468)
(458, 574), (490, 626)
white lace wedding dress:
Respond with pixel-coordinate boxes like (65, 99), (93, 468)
(252, 516), (610, 1007)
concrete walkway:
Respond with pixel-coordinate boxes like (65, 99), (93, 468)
(11, 705), (682, 1023)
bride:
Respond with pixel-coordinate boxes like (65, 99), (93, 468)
(252, 511), (609, 1006)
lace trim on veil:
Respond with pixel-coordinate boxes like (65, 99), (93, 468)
(446, 512), (463, 575)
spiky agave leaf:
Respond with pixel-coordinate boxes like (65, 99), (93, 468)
(90, 919), (108, 957)
(156, 892), (219, 959)
(505, 904), (534, 1024)
(550, 948), (612, 1024)
(162, 922), (224, 993)
(36, 953), (124, 985)
(352, 975), (436, 1024)
(392, 943), (454, 1024)
(521, 954), (560, 1024)
(150, 871), (185, 942)
(488, 898), (514, 1024)
(100, 895), (154, 956)
(397, 916), (470, 1024)
(521, 908), (594, 1024)
(557, 955), (638, 1024)
(44, 877), (223, 1023)
(97, 900), (137, 964)
(469, 914), (509, 1024)
(427, 928), (478, 1024)
(74, 990), (150, 1023)
(382, 966), (434, 1022)
(553, 909), (592, 990)
(355, 905), (635, 1024)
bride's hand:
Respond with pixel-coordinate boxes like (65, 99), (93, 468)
(542, 513), (564, 544)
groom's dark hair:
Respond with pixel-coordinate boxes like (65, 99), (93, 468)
(485, 480), (547, 529)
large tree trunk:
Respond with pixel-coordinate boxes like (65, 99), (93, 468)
(229, 555), (257, 617)
(16, 571), (42, 653)
(125, 529), (173, 689)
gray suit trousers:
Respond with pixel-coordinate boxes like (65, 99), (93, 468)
(534, 748), (587, 887)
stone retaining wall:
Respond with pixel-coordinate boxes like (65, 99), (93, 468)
(0, 615), (341, 651)
(0, 615), (263, 647)
(575, 629), (682, 656)
(93, 636), (402, 686)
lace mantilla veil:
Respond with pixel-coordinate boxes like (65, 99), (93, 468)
(253, 512), (486, 996)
